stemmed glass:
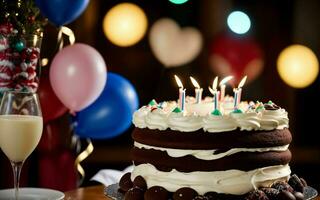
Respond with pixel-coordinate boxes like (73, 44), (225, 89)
(0, 91), (43, 200)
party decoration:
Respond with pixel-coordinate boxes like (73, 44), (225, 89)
(277, 45), (319, 88)
(169, 0), (189, 4)
(103, 3), (147, 47)
(172, 107), (182, 113)
(0, 38), (13, 93)
(227, 11), (251, 34)
(38, 74), (68, 124)
(75, 139), (94, 184)
(50, 43), (107, 112)
(0, 0), (45, 94)
(0, 0), (46, 36)
(149, 18), (203, 68)
(209, 34), (263, 83)
(57, 26), (76, 50)
(14, 41), (25, 52)
(35, 0), (89, 27)
(74, 73), (139, 139)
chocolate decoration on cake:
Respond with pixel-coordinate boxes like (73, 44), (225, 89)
(288, 175), (304, 192)
(299, 178), (307, 187)
(264, 101), (280, 110)
(193, 196), (209, 200)
(277, 190), (296, 200)
(260, 188), (279, 200)
(173, 187), (198, 200)
(119, 172), (133, 192)
(244, 190), (269, 200)
(272, 181), (294, 193)
(124, 187), (144, 200)
(144, 186), (170, 200)
(133, 176), (147, 191)
(293, 192), (304, 200)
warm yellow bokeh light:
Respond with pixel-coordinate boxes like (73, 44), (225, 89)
(277, 45), (319, 88)
(103, 3), (148, 47)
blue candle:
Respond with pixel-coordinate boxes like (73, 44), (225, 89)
(190, 76), (203, 104)
(233, 76), (247, 111)
(175, 75), (186, 112)
(209, 76), (219, 111)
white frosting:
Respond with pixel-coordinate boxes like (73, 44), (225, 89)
(132, 106), (150, 128)
(231, 112), (261, 131)
(131, 163), (291, 195)
(134, 142), (289, 160)
(132, 97), (289, 132)
(167, 112), (203, 132)
(203, 114), (237, 133)
(185, 103), (213, 116)
(145, 108), (168, 130)
(260, 109), (289, 130)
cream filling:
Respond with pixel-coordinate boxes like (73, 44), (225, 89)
(131, 163), (291, 195)
(134, 142), (289, 160)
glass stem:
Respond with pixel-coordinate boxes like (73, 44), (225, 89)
(11, 161), (24, 200)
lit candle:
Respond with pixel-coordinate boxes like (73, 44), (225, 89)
(190, 76), (203, 104)
(233, 76), (247, 111)
(174, 75), (186, 111)
(219, 76), (233, 102)
(208, 77), (219, 111)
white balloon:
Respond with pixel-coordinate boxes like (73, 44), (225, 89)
(149, 18), (203, 68)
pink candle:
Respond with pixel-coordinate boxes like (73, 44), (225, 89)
(219, 76), (233, 102)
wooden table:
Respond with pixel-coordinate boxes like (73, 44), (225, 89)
(64, 185), (110, 200)
(65, 185), (319, 200)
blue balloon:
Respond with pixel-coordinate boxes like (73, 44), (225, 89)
(35, 0), (90, 26)
(74, 73), (139, 139)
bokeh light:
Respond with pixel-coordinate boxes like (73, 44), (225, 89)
(169, 0), (189, 4)
(103, 3), (148, 47)
(227, 11), (251, 34)
(277, 45), (319, 88)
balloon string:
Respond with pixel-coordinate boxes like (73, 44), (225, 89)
(41, 26), (76, 67)
(74, 138), (94, 186)
(57, 26), (76, 50)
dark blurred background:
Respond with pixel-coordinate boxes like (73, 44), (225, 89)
(1, 0), (320, 192)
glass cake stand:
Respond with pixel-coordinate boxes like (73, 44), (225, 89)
(104, 183), (318, 200)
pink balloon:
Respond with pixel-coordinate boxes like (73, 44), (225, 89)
(50, 43), (107, 112)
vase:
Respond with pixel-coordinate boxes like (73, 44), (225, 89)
(0, 33), (42, 96)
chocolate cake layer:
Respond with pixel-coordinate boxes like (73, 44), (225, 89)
(132, 128), (292, 149)
(132, 148), (292, 172)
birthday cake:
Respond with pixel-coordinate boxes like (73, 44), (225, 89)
(119, 93), (308, 200)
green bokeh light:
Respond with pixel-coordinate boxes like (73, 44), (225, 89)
(169, 0), (189, 5)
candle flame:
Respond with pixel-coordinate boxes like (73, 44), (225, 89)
(212, 76), (218, 90)
(208, 86), (215, 95)
(190, 76), (200, 88)
(174, 75), (183, 88)
(238, 76), (247, 88)
(219, 76), (233, 86)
